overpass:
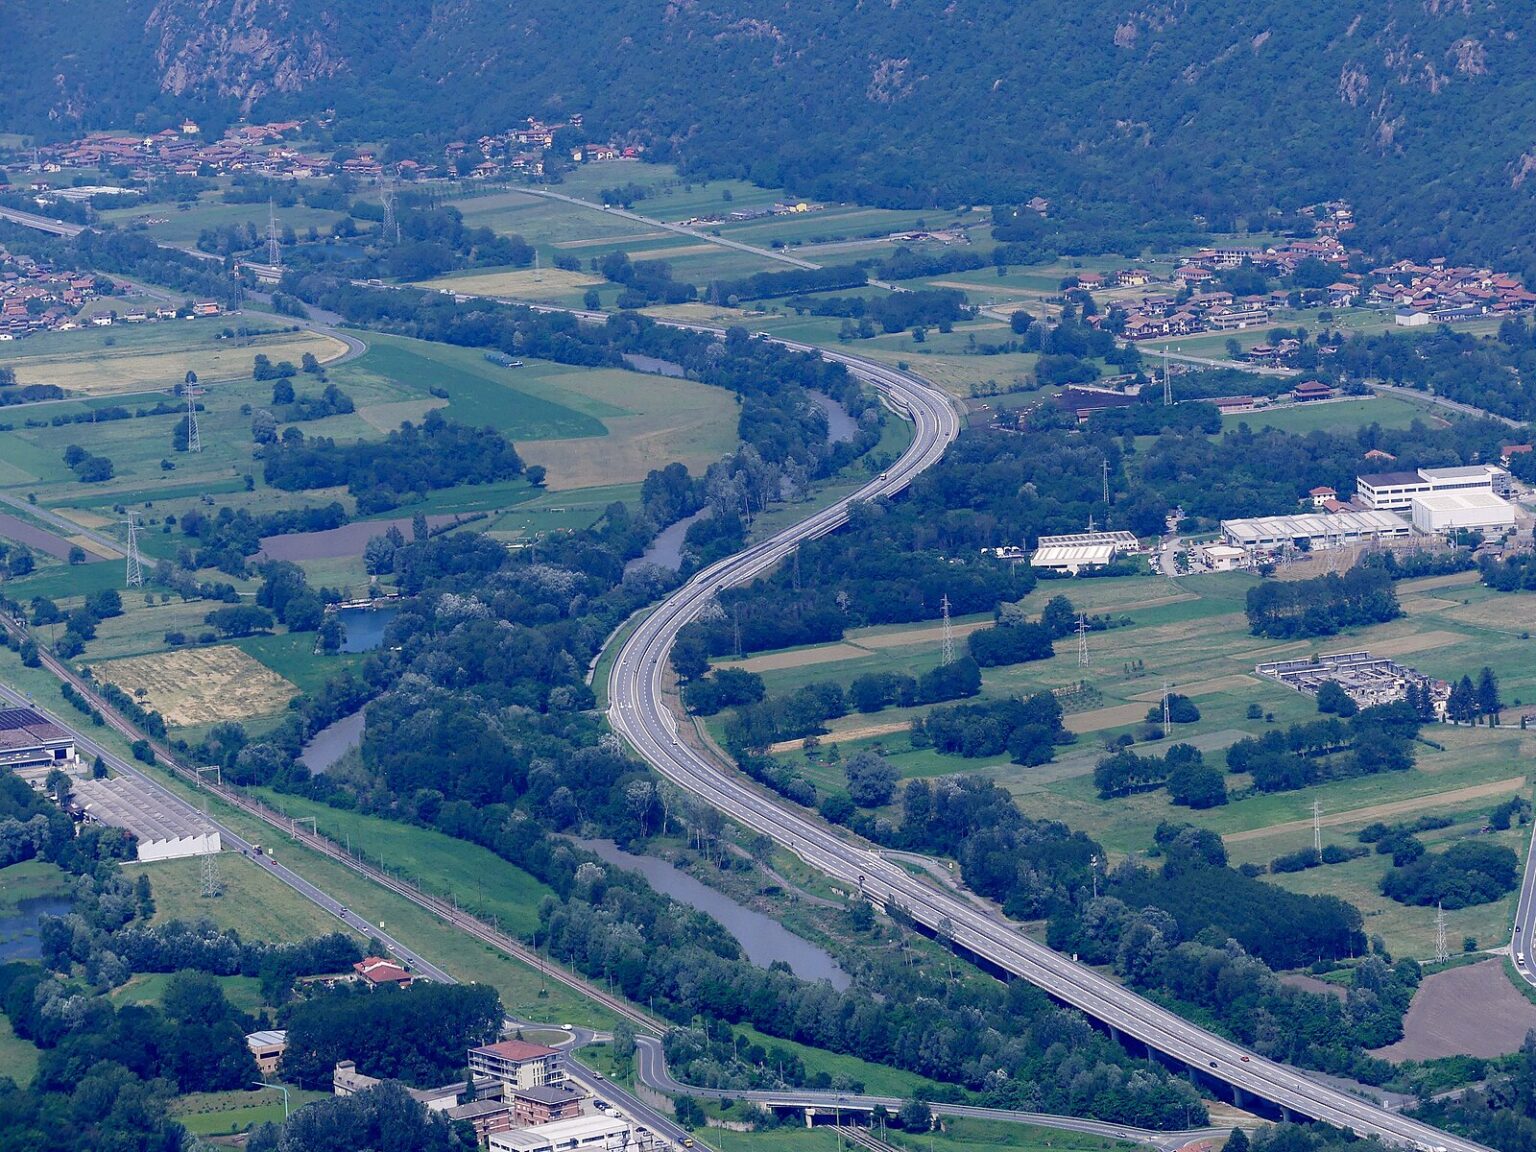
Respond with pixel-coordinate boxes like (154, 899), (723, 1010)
(0, 205), (86, 238)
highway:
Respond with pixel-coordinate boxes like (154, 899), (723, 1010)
(1511, 817), (1536, 987)
(603, 340), (1482, 1152)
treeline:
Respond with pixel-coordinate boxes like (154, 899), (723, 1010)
(1481, 551), (1536, 592)
(261, 410), (524, 513)
(1225, 703), (1421, 794)
(910, 691), (1071, 767)
(711, 263), (867, 303)
(787, 287), (975, 334)
(1245, 567), (1401, 638)
(1095, 742), (1227, 808)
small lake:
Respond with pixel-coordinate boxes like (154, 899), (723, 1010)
(575, 838), (849, 989)
(627, 509), (711, 575)
(809, 391), (859, 444)
(622, 353), (688, 378)
(336, 605), (399, 653)
(0, 896), (72, 962)
(300, 710), (366, 775)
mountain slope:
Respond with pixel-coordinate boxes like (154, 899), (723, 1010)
(5, 2), (1536, 269)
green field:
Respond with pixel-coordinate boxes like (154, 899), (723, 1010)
(0, 1015), (39, 1087)
(145, 851), (361, 943)
(710, 1119), (1145, 1152)
(1219, 394), (1444, 436)
(249, 790), (556, 939)
(97, 191), (349, 250)
(110, 971), (269, 1016)
(711, 569), (1536, 960)
(170, 1087), (333, 1136)
(0, 858), (74, 914)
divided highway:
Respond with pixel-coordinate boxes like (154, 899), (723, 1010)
(606, 345), (1481, 1152)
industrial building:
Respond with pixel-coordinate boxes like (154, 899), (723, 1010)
(246, 1030), (287, 1077)
(1410, 491), (1519, 536)
(1355, 464), (1510, 512)
(1220, 509), (1412, 552)
(1029, 530), (1140, 574)
(72, 774), (221, 862)
(0, 706), (76, 775)
(489, 1116), (653, 1152)
(1255, 651), (1444, 712)
(1198, 542), (1250, 571)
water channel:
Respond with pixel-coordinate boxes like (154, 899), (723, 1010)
(808, 390), (859, 443)
(575, 838), (849, 988)
(300, 710), (367, 775)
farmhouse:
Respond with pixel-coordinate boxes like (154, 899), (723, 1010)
(353, 956), (414, 989)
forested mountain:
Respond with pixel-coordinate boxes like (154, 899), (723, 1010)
(8, 3), (1536, 267)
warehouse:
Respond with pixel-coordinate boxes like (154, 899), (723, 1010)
(1220, 509), (1412, 552)
(1030, 530), (1140, 574)
(73, 774), (221, 862)
(488, 1116), (653, 1152)
(1410, 491), (1519, 536)
(0, 706), (77, 776)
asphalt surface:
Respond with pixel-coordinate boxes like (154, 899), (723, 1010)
(601, 339), (1482, 1151)
(1511, 817), (1536, 987)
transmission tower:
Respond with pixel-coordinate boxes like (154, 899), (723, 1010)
(380, 173), (400, 245)
(266, 199), (282, 270)
(1434, 903), (1449, 964)
(1161, 680), (1172, 737)
(1076, 612), (1089, 667)
(1312, 799), (1323, 855)
(533, 249), (543, 284)
(1101, 457), (1111, 506)
(184, 381), (202, 453)
(1162, 347), (1172, 406)
(940, 594), (954, 667)
(200, 850), (223, 898)
(123, 510), (144, 589)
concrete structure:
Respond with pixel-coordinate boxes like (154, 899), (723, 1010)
(246, 1030), (287, 1077)
(72, 774), (221, 861)
(489, 1116), (651, 1152)
(354, 955), (414, 988)
(1255, 651), (1444, 712)
(1199, 543), (1249, 571)
(332, 1061), (466, 1111)
(1308, 486), (1337, 508)
(1220, 509), (1411, 552)
(449, 1097), (516, 1141)
(0, 706), (76, 773)
(1030, 530), (1139, 574)
(470, 1039), (564, 1091)
(1356, 464), (1509, 512)
(1410, 491), (1519, 535)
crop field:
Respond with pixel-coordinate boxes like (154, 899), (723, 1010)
(97, 645), (299, 726)
(418, 266), (605, 299)
(717, 569), (1536, 959)
(0, 320), (347, 395)
(97, 193), (349, 250)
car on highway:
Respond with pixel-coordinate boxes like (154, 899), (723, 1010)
(1208, 1061), (1218, 1068)
(593, 1101), (609, 1111)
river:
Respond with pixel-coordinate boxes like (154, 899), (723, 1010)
(808, 391), (858, 443)
(627, 509), (710, 575)
(300, 710), (367, 775)
(574, 838), (849, 988)
(0, 895), (72, 962)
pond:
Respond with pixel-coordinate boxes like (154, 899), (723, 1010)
(300, 710), (366, 775)
(0, 895), (72, 962)
(335, 605), (399, 653)
(808, 391), (859, 444)
(621, 353), (687, 378)
(574, 838), (849, 989)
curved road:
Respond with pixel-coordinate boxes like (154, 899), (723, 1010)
(631, 1036), (1236, 1150)
(604, 341), (1480, 1152)
(1511, 816), (1536, 986)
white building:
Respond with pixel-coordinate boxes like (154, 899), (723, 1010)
(1220, 509), (1412, 552)
(1199, 543), (1250, 571)
(1356, 465), (1509, 512)
(490, 1116), (652, 1152)
(1410, 491), (1518, 535)
(72, 775), (222, 862)
(1029, 530), (1139, 575)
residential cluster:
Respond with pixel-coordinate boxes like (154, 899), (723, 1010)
(245, 1024), (660, 1151)
(24, 120), (334, 181)
(0, 246), (111, 339)
(439, 116), (640, 180)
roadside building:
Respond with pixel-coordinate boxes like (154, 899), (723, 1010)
(1291, 380), (1335, 403)
(73, 774), (221, 862)
(489, 1116), (652, 1152)
(509, 1084), (584, 1125)
(353, 956), (414, 989)
(1356, 464), (1509, 511)
(449, 1097), (517, 1141)
(1198, 543), (1249, 571)
(245, 1030), (287, 1077)
(0, 706), (76, 774)
(469, 1039), (564, 1091)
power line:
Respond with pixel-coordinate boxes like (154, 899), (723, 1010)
(184, 379), (202, 454)
(1434, 902), (1449, 964)
(1313, 799), (1323, 855)
(123, 510), (143, 588)
(1076, 612), (1089, 667)
(1161, 680), (1172, 738)
(266, 199), (282, 270)
(940, 594), (954, 667)
(200, 849), (223, 898)
(1162, 347), (1172, 407)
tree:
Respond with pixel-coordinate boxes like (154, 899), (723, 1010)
(898, 1099), (932, 1131)
(1447, 675), (1477, 725)
(1477, 666), (1501, 723)
(526, 464), (547, 488)
(272, 377), (295, 405)
(583, 288), (602, 311)
(844, 750), (898, 807)
(1224, 1128), (1250, 1152)
(1315, 680), (1358, 718)
(67, 545), (86, 566)
(1039, 594), (1077, 638)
